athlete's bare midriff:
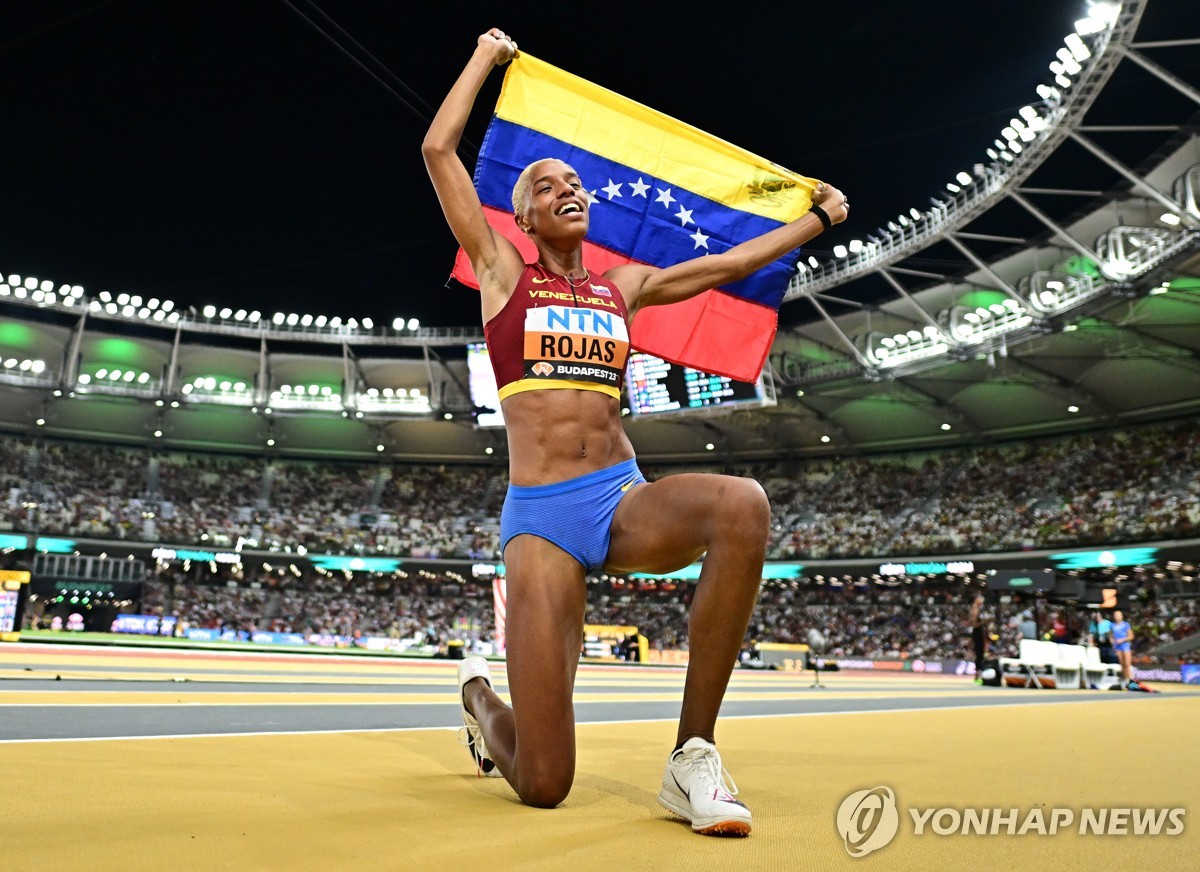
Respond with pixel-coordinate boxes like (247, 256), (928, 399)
(501, 388), (635, 486)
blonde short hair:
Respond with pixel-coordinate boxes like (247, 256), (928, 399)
(511, 158), (580, 217)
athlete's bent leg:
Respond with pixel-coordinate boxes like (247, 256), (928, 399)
(463, 533), (587, 808)
(605, 473), (770, 745)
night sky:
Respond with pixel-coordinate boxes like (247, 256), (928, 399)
(4, 1), (1196, 332)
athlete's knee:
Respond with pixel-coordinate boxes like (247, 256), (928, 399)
(714, 478), (771, 543)
(515, 761), (575, 809)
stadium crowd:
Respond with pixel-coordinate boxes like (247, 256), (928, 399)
(6, 418), (1198, 660)
(3, 417), (1198, 560)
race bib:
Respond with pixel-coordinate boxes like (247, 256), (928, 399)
(522, 305), (630, 387)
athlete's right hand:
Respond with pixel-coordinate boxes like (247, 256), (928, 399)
(478, 28), (518, 65)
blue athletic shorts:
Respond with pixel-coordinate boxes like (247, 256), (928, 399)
(1114, 642), (1131, 653)
(500, 457), (645, 572)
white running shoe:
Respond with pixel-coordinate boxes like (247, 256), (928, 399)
(657, 737), (752, 836)
(456, 656), (503, 778)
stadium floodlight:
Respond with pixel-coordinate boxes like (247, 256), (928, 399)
(40, 280), (53, 292)
(286, 313), (299, 326)
(202, 305), (216, 318)
(249, 311), (261, 322)
(300, 314), (313, 327)
(909, 207), (922, 220)
(833, 244), (848, 258)
(78, 374), (92, 385)
(0, 284), (10, 296)
(392, 317), (405, 330)
(376, 444), (385, 452)
(1160, 213), (1181, 226)
(820, 435), (831, 444)
(807, 256), (819, 269)
(152, 311), (166, 321)
(407, 317), (420, 331)
(234, 309), (246, 320)
(219, 308), (232, 319)
(147, 298), (159, 309)
(272, 312), (286, 325)
(1075, 16), (1104, 36)
(161, 300), (174, 312)
(898, 215), (910, 226)
(955, 171), (971, 185)
(886, 221), (899, 232)
(848, 239), (863, 253)
(1008, 141), (1022, 154)
(154, 430), (162, 438)
(35, 418), (45, 426)
(946, 183), (961, 193)
(941, 423), (952, 431)
(131, 295), (143, 307)
(1067, 405), (1080, 413)
(122, 306), (135, 317)
(998, 150), (1014, 163)
(362, 318), (373, 330)
(330, 316), (342, 328)
(1055, 74), (1072, 89)
(23, 277), (37, 289)
(138, 373), (149, 384)
(315, 315), (327, 327)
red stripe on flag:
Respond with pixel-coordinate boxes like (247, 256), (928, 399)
(629, 291), (777, 383)
(450, 206), (775, 382)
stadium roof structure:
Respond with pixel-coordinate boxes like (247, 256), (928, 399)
(1, 0), (1198, 464)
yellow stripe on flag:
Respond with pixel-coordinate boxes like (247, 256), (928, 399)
(497, 53), (820, 223)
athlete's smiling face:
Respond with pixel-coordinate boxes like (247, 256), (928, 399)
(516, 159), (589, 240)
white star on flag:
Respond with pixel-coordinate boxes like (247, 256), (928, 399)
(674, 206), (694, 227)
(629, 178), (650, 198)
(690, 228), (710, 249)
(655, 187), (676, 208)
(601, 180), (623, 199)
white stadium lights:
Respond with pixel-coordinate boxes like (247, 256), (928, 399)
(909, 207), (922, 220)
(300, 314), (313, 327)
(286, 313), (299, 326)
(833, 244), (848, 258)
(848, 239), (864, 253)
(273, 312), (285, 324)
(219, 307), (232, 319)
(807, 256), (819, 269)
(1160, 213), (1181, 226)
(955, 171), (971, 185)
(946, 183), (961, 193)
(362, 318), (373, 330)
(202, 305), (216, 318)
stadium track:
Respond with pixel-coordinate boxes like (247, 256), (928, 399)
(1, 642), (1196, 870)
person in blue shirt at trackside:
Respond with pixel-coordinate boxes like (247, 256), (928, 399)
(1110, 610), (1134, 689)
(1087, 611), (1115, 665)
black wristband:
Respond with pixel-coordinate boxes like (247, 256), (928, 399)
(810, 203), (832, 231)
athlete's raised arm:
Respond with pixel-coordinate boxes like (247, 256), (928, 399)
(422, 29), (525, 306)
(611, 183), (850, 318)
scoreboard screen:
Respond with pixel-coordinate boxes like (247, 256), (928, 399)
(626, 352), (774, 417)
